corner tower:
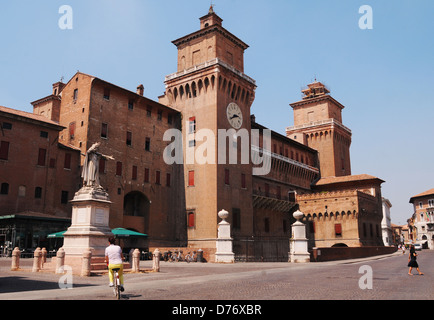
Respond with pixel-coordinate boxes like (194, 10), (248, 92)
(286, 81), (352, 178)
(160, 7), (257, 253)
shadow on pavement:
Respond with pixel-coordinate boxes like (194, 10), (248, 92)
(0, 276), (97, 294)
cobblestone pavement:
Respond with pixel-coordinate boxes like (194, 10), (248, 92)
(0, 250), (432, 301)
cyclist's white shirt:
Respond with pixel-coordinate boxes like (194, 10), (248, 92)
(105, 244), (123, 264)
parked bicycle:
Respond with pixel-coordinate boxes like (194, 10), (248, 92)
(185, 251), (197, 263)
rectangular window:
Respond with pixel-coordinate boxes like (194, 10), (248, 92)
(128, 99), (134, 110)
(146, 107), (152, 117)
(188, 140), (196, 147)
(168, 114), (173, 125)
(49, 158), (56, 168)
(429, 199), (434, 207)
(188, 170), (195, 187)
(40, 131), (48, 138)
(116, 162), (122, 176)
(189, 117), (196, 134)
(61, 191), (69, 204)
(144, 168), (150, 183)
(73, 89), (78, 100)
(145, 138), (151, 151)
(335, 223), (342, 237)
(126, 131), (132, 146)
(166, 173), (171, 187)
(1, 183), (9, 195)
(155, 170), (161, 185)
(103, 88), (110, 100)
(0, 141), (10, 160)
(69, 122), (76, 140)
(188, 211), (195, 228)
(288, 191), (296, 202)
(2, 122), (12, 130)
(157, 110), (163, 121)
(224, 169), (230, 185)
(132, 165), (137, 180)
(265, 183), (270, 197)
(241, 173), (246, 189)
(64, 153), (71, 169)
(264, 218), (270, 233)
(37, 148), (46, 166)
(233, 208), (241, 230)
(34, 187), (42, 199)
(101, 123), (108, 139)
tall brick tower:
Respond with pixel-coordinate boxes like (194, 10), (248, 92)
(286, 81), (352, 178)
(160, 7), (257, 253)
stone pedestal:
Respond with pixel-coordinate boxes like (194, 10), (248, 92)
(61, 186), (113, 270)
(289, 210), (310, 263)
(215, 209), (235, 263)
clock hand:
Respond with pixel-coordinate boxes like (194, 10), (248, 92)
(230, 114), (240, 120)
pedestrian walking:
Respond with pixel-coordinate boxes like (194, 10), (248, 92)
(408, 245), (424, 276)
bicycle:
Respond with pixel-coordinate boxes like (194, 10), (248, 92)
(185, 251), (197, 263)
(112, 268), (122, 300)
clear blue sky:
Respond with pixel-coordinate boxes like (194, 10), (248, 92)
(1, 0), (433, 225)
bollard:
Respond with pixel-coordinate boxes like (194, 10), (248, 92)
(56, 248), (65, 274)
(32, 247), (41, 272)
(81, 248), (92, 277)
(153, 248), (160, 272)
(132, 248), (140, 272)
(41, 248), (47, 269)
(11, 247), (21, 271)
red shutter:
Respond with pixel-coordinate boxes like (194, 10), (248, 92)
(335, 224), (342, 235)
(38, 148), (46, 166)
(188, 171), (195, 186)
(132, 166), (137, 180)
(224, 169), (230, 185)
(144, 168), (149, 182)
(0, 141), (9, 160)
(116, 162), (122, 176)
(241, 173), (246, 189)
(166, 173), (171, 187)
(188, 212), (195, 228)
(155, 171), (161, 184)
(64, 153), (71, 169)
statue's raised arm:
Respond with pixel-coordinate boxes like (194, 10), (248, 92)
(81, 143), (114, 188)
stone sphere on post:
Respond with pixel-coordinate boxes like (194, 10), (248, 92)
(218, 209), (229, 222)
(293, 210), (304, 222)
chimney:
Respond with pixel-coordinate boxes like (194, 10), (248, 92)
(137, 84), (144, 96)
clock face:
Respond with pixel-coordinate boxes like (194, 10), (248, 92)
(226, 103), (243, 129)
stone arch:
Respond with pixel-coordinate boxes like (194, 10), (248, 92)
(198, 79), (203, 95)
(185, 83), (191, 99)
(211, 75), (215, 89)
(173, 87), (178, 102)
(191, 81), (197, 97)
(123, 191), (150, 236)
(179, 85), (184, 100)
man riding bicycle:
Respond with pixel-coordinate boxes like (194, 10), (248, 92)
(105, 237), (125, 292)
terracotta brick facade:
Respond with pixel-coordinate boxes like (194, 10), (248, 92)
(0, 8), (386, 259)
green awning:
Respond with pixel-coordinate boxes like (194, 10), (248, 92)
(111, 228), (147, 238)
(47, 228), (147, 239)
(47, 230), (67, 238)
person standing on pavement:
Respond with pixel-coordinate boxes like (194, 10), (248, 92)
(105, 237), (125, 291)
(408, 245), (424, 276)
